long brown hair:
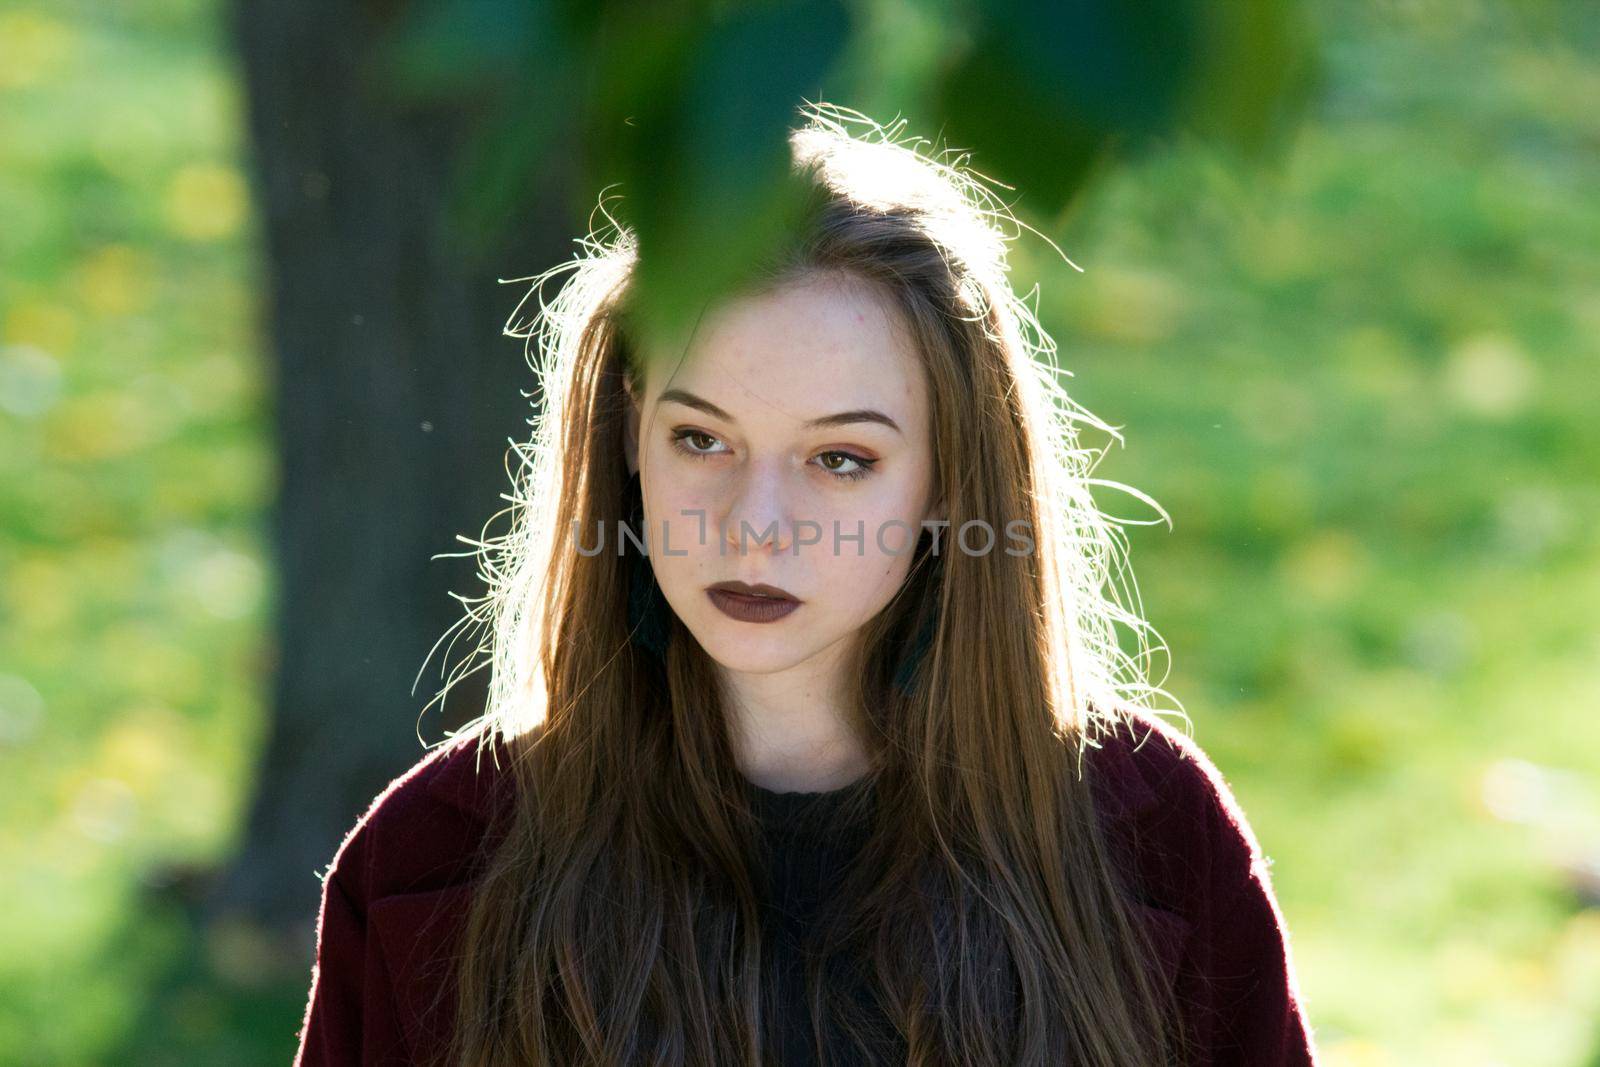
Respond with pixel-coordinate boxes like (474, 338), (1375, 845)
(429, 101), (1194, 1066)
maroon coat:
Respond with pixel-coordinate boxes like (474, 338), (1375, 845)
(291, 711), (1321, 1065)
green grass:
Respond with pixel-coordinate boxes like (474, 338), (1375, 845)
(1039, 3), (1600, 1062)
(2, 0), (1598, 1063)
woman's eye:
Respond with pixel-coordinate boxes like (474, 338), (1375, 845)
(814, 450), (876, 482)
(670, 429), (727, 458)
(670, 429), (876, 483)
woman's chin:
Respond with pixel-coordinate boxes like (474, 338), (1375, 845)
(699, 643), (805, 676)
(690, 621), (825, 675)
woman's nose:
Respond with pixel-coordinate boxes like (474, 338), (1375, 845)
(722, 463), (794, 554)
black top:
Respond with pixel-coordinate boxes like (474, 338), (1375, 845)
(743, 775), (894, 1066)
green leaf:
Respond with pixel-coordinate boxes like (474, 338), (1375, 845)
(597, 0), (852, 356)
(932, 0), (1310, 221)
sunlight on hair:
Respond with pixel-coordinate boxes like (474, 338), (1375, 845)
(416, 99), (1191, 768)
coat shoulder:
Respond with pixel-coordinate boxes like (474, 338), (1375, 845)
(298, 732), (516, 1065)
(326, 730), (515, 906)
(1083, 705), (1267, 911)
(1085, 707), (1321, 1063)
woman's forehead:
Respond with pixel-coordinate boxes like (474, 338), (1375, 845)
(650, 275), (927, 423)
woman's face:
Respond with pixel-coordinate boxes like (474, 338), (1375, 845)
(625, 271), (942, 679)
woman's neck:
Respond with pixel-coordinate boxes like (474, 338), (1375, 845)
(719, 651), (871, 793)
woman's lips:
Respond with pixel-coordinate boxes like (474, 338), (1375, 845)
(706, 588), (801, 624)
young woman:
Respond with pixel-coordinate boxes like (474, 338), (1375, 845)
(293, 103), (1319, 1066)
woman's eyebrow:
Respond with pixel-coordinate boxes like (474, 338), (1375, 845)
(658, 388), (902, 435)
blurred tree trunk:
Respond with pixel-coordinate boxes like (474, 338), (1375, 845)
(214, 0), (571, 938)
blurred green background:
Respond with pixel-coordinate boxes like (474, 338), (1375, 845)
(2, 0), (1598, 1064)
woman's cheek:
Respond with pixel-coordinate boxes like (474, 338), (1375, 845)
(646, 484), (716, 551)
(829, 531), (910, 598)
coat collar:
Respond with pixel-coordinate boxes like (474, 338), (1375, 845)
(369, 881), (474, 1060)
